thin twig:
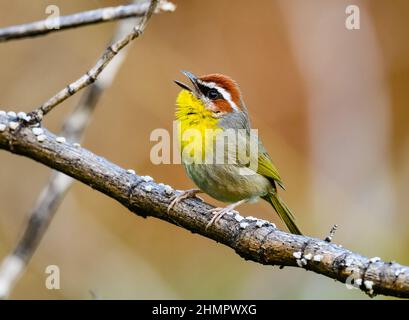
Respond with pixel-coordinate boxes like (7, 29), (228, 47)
(27, 0), (160, 122)
(0, 118), (408, 299)
(0, 1), (175, 42)
(0, 2), (157, 299)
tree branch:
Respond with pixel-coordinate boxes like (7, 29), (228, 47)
(24, 0), (162, 122)
(0, 0), (175, 42)
(0, 115), (408, 299)
(0, 10), (141, 299)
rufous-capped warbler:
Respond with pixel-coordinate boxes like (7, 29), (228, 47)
(168, 71), (302, 235)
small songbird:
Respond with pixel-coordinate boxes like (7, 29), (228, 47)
(168, 71), (302, 235)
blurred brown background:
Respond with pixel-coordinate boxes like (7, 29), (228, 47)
(0, 0), (408, 299)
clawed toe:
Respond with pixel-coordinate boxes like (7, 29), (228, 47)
(205, 199), (247, 229)
(206, 207), (232, 229)
(167, 189), (201, 213)
(167, 196), (181, 213)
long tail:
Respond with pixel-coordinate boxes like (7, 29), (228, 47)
(263, 192), (302, 235)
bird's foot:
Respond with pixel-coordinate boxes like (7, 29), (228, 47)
(167, 188), (202, 213)
(205, 199), (246, 229)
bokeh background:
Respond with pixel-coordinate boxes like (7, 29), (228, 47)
(0, 0), (408, 299)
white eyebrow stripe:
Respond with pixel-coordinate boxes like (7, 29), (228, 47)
(197, 80), (239, 112)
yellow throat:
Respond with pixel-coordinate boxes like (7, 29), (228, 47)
(175, 90), (221, 160)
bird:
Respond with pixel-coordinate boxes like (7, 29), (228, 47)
(168, 71), (302, 235)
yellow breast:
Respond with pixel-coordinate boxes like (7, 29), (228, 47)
(175, 90), (221, 161)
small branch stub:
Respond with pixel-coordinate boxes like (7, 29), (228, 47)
(325, 224), (338, 242)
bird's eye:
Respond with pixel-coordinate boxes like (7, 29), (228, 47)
(207, 88), (220, 100)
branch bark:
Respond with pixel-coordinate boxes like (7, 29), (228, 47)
(0, 114), (408, 299)
(0, 0), (175, 42)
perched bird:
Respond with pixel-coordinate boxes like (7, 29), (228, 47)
(168, 71), (302, 235)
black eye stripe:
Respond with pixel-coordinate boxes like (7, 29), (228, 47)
(198, 83), (223, 100)
(197, 83), (212, 95)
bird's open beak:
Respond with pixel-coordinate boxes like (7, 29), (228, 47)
(174, 70), (200, 95)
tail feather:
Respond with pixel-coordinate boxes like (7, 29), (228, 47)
(264, 193), (302, 235)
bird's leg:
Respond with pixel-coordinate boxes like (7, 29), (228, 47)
(206, 199), (248, 229)
(167, 188), (202, 213)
